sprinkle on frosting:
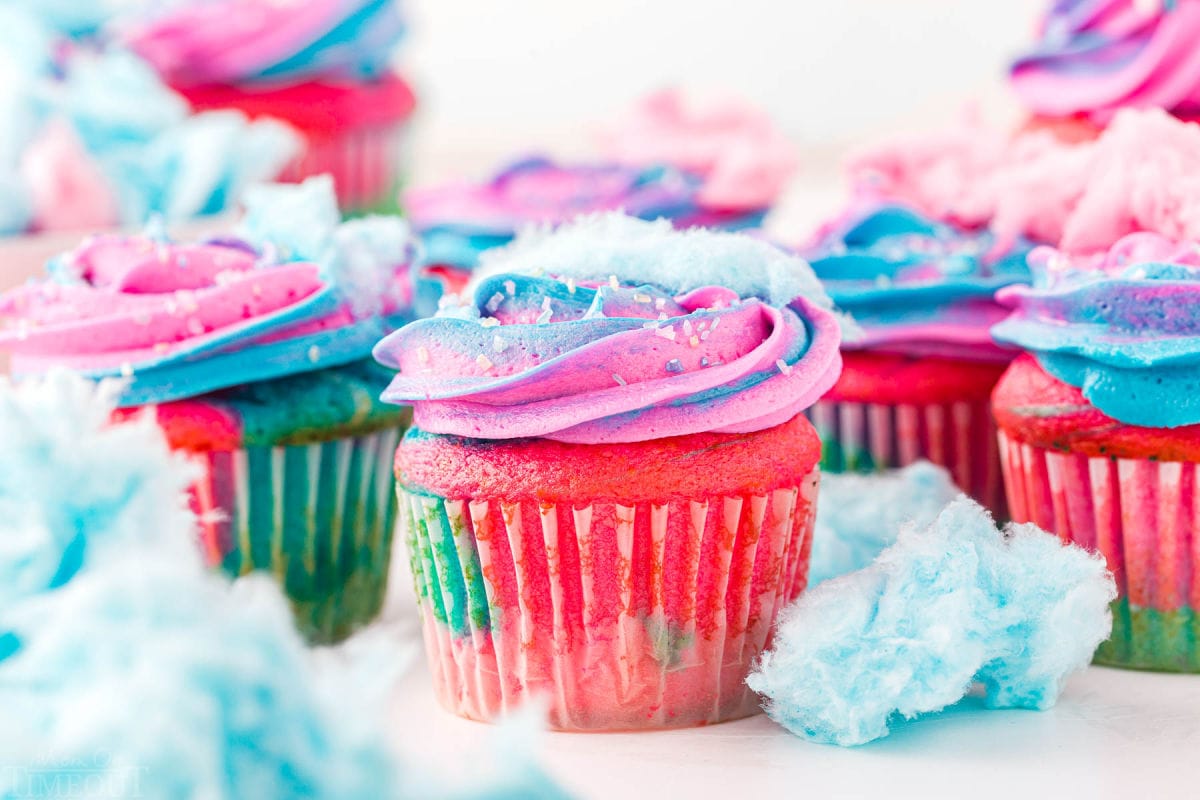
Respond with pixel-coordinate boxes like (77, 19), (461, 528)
(374, 214), (843, 443)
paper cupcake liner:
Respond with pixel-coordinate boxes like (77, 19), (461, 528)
(1000, 432), (1200, 672)
(280, 122), (409, 214)
(807, 398), (1005, 517)
(398, 472), (819, 730)
(187, 426), (403, 644)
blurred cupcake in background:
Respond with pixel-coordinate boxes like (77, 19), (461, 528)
(1011, 0), (1200, 141)
(122, 0), (416, 214)
(0, 176), (416, 643)
(0, 5), (299, 238)
(406, 89), (796, 310)
(800, 200), (1032, 515)
(993, 233), (1200, 672)
(376, 214), (840, 730)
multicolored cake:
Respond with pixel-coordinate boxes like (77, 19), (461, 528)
(801, 201), (1032, 514)
(993, 233), (1200, 671)
(0, 177), (416, 642)
(374, 214), (843, 729)
(122, 0), (416, 213)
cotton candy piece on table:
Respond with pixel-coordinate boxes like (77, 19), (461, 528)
(807, 462), (962, 587)
(747, 497), (1116, 747)
(241, 174), (343, 263)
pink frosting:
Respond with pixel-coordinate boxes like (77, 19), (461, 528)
(599, 89), (797, 210)
(1012, 0), (1200, 122)
(851, 108), (1200, 254)
(19, 122), (120, 234)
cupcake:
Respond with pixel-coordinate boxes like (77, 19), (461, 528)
(374, 214), (842, 729)
(121, 0), (415, 214)
(992, 232), (1200, 671)
(0, 6), (300, 237)
(0, 176), (416, 643)
(1011, 0), (1200, 133)
(800, 200), (1032, 515)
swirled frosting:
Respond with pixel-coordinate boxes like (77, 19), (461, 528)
(993, 232), (1200, 427)
(406, 156), (762, 273)
(121, 0), (406, 87)
(374, 214), (843, 443)
(852, 108), (1200, 255)
(0, 177), (415, 407)
(598, 88), (797, 210)
(1011, 0), (1200, 122)
(803, 201), (1033, 361)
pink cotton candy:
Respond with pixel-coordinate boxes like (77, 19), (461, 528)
(20, 122), (120, 234)
(599, 88), (797, 210)
(852, 108), (1200, 255)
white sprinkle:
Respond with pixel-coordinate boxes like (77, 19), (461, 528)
(689, 335), (700, 348)
(566, 277), (576, 294)
(486, 292), (505, 312)
(608, 275), (619, 289)
(875, 274), (892, 288)
(654, 325), (676, 341)
(417, 346), (430, 364)
(633, 292), (652, 304)
(154, 343), (170, 354)
(776, 359), (792, 376)
(119, 362), (134, 377)
(700, 356), (710, 367)
(657, 312), (668, 321)
(164, 299), (179, 315)
(307, 345), (320, 363)
(710, 317), (720, 331)
(492, 334), (509, 353)
(504, 279), (516, 296)
(176, 290), (199, 313)
(479, 316), (501, 328)
(612, 373), (627, 386)
(186, 318), (205, 336)
(476, 354), (494, 371)
(655, 298), (666, 311)
(700, 330), (710, 340)
(536, 297), (553, 324)
(642, 321), (659, 330)
(665, 358), (684, 374)
(682, 319), (694, 336)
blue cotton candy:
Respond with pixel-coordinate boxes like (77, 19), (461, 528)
(241, 174), (343, 263)
(808, 462), (962, 587)
(748, 497), (1116, 747)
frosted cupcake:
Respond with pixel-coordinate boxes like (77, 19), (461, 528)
(993, 233), (1200, 671)
(374, 214), (842, 729)
(0, 177), (415, 642)
(122, 0), (415, 214)
(1011, 0), (1200, 135)
(801, 200), (1032, 514)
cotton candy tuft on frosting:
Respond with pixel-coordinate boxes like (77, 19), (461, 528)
(748, 497), (1116, 747)
(807, 462), (962, 587)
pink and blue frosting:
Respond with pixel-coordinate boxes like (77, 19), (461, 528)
(1011, 0), (1200, 122)
(0, 177), (416, 407)
(374, 214), (843, 444)
(802, 201), (1033, 361)
(121, 0), (406, 87)
(994, 232), (1200, 428)
(406, 156), (766, 277)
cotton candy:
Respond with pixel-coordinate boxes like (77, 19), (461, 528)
(807, 462), (962, 587)
(748, 497), (1116, 747)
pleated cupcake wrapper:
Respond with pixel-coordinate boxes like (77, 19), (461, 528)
(807, 397), (1006, 517)
(281, 122), (409, 213)
(399, 471), (818, 731)
(187, 426), (403, 644)
(1000, 432), (1200, 672)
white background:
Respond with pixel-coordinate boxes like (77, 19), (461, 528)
(402, 0), (1045, 180)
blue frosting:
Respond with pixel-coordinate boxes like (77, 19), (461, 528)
(994, 244), (1200, 428)
(804, 203), (1033, 349)
(256, 0), (407, 82)
(748, 497), (1115, 747)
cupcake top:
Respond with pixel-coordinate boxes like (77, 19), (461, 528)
(374, 214), (842, 444)
(598, 88), (797, 211)
(852, 108), (1200, 255)
(121, 0), (406, 88)
(802, 201), (1033, 361)
(993, 232), (1200, 428)
(406, 157), (736, 271)
(0, 176), (416, 407)
(1011, 0), (1200, 122)
(0, 9), (301, 235)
